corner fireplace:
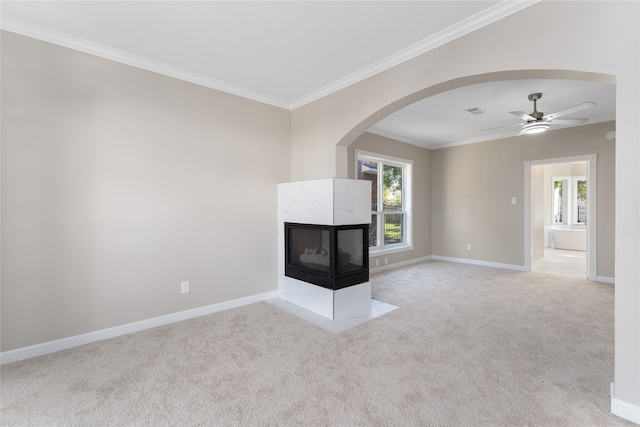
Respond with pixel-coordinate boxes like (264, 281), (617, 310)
(285, 222), (369, 290)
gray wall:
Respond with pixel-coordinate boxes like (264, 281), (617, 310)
(431, 121), (615, 277)
(1, 32), (291, 352)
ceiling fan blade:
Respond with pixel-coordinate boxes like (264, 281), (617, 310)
(510, 111), (536, 121)
(550, 118), (589, 125)
(481, 122), (523, 132)
(544, 101), (595, 120)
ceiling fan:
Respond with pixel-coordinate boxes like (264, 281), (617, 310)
(484, 92), (595, 135)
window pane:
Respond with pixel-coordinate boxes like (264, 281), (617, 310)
(369, 213), (378, 247)
(553, 180), (563, 223)
(384, 213), (404, 244)
(357, 160), (378, 211)
(577, 180), (587, 223)
(383, 164), (402, 212)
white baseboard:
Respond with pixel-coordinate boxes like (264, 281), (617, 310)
(431, 255), (527, 272)
(611, 383), (640, 424)
(597, 276), (615, 284)
(0, 290), (279, 365)
(370, 256), (432, 274)
(370, 255), (525, 274)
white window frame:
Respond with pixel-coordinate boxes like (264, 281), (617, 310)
(551, 175), (587, 226)
(355, 149), (413, 255)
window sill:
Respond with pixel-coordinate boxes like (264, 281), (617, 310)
(370, 244), (414, 257)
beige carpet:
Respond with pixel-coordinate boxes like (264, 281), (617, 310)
(1, 260), (634, 426)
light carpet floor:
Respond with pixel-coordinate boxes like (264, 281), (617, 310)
(1, 260), (634, 426)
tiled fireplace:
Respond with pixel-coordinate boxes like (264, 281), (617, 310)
(277, 178), (372, 320)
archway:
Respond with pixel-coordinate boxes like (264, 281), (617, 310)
(335, 70), (616, 177)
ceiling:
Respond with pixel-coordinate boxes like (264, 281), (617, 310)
(369, 79), (616, 149)
(1, 1), (616, 148)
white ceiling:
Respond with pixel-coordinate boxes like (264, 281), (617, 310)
(370, 79), (616, 149)
(1, 1), (616, 148)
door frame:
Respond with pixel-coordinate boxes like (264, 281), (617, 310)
(524, 154), (597, 280)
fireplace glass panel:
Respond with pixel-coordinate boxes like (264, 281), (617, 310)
(287, 228), (331, 273)
(337, 228), (364, 274)
(285, 223), (369, 290)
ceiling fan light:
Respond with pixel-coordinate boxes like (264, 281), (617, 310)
(522, 122), (550, 134)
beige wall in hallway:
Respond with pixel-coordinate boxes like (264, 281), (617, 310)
(430, 121), (615, 277)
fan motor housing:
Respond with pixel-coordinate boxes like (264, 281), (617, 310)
(528, 93), (544, 118)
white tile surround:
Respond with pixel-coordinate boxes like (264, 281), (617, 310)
(277, 178), (371, 226)
(278, 280), (372, 320)
(277, 178), (374, 320)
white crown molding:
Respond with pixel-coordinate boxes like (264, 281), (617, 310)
(369, 111), (616, 151)
(289, 0), (541, 109)
(366, 128), (433, 149)
(0, 16), (291, 109)
(1, 1), (539, 110)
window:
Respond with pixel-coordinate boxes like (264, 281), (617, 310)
(552, 176), (587, 225)
(574, 177), (587, 224)
(356, 150), (412, 253)
(552, 178), (567, 224)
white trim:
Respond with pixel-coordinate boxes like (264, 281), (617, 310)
(524, 161), (533, 272)
(366, 128), (428, 149)
(370, 256), (432, 274)
(355, 149), (414, 168)
(0, 290), (279, 365)
(611, 383), (640, 424)
(288, 0), (540, 109)
(586, 156), (598, 281)
(0, 16), (291, 109)
(421, 114), (618, 150)
(371, 245), (415, 257)
(1, 2), (539, 110)
(431, 255), (526, 272)
(597, 276), (615, 285)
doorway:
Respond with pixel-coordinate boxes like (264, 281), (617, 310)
(524, 155), (596, 280)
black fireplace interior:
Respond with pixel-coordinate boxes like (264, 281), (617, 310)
(285, 222), (369, 290)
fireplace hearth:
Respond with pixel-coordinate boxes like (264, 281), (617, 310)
(285, 222), (369, 290)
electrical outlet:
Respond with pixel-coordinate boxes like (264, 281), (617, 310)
(384, 257), (388, 265)
(375, 259), (380, 267)
(466, 243), (472, 251)
(181, 281), (190, 294)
